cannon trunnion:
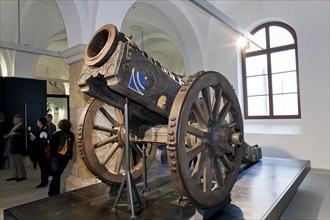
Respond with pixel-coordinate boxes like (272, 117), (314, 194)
(77, 23), (259, 209)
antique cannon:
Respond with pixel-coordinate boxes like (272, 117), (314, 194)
(77, 24), (261, 209)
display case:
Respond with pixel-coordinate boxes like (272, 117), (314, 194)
(46, 95), (69, 129)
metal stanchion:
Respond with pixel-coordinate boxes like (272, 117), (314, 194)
(140, 144), (150, 193)
(112, 98), (142, 219)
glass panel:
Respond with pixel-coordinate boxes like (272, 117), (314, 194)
(273, 93), (298, 115)
(246, 55), (267, 76)
(247, 75), (268, 96)
(247, 96), (269, 116)
(47, 96), (69, 129)
(271, 49), (296, 73)
(272, 71), (297, 94)
(269, 26), (294, 48)
(246, 28), (266, 52)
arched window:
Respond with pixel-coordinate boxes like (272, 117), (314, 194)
(242, 22), (301, 119)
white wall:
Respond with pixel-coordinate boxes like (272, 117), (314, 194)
(210, 1), (329, 169)
(58, 0), (329, 169)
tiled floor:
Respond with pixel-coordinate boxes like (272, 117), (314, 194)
(0, 157), (72, 220)
(0, 157), (329, 220)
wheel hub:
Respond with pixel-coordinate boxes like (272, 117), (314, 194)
(207, 127), (224, 157)
(117, 124), (126, 146)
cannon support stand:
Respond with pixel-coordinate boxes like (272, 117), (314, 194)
(112, 98), (142, 219)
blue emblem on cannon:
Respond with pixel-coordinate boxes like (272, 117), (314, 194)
(129, 67), (146, 95)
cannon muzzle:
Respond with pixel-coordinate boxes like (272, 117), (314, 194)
(79, 24), (184, 126)
(84, 24), (127, 67)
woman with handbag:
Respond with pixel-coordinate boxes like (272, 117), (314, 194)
(29, 117), (50, 188)
(48, 119), (75, 196)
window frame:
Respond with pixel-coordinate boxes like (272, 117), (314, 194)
(242, 22), (301, 119)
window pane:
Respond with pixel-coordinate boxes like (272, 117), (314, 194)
(243, 22), (300, 119)
(247, 75), (268, 96)
(272, 71), (297, 94)
(269, 26), (294, 47)
(273, 93), (298, 115)
(246, 55), (267, 76)
(271, 49), (296, 73)
(247, 96), (269, 116)
(246, 28), (266, 52)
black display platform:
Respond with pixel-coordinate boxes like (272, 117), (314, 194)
(4, 157), (310, 220)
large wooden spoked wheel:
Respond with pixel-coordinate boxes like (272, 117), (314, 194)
(77, 98), (156, 184)
(167, 71), (244, 209)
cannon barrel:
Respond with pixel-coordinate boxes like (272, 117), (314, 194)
(79, 24), (184, 127)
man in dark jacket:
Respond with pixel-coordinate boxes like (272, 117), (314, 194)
(29, 117), (50, 188)
(0, 112), (12, 169)
(5, 114), (27, 181)
(45, 114), (56, 138)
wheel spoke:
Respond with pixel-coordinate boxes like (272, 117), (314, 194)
(220, 154), (234, 172)
(100, 107), (119, 126)
(192, 100), (208, 126)
(93, 124), (117, 134)
(212, 87), (223, 123)
(217, 100), (232, 126)
(114, 145), (125, 174)
(115, 109), (124, 124)
(131, 144), (142, 158)
(102, 142), (119, 165)
(93, 135), (118, 149)
(202, 87), (213, 123)
(203, 158), (212, 192)
(186, 142), (205, 162)
(130, 150), (134, 170)
(213, 158), (224, 187)
(191, 151), (207, 183)
(187, 125), (208, 140)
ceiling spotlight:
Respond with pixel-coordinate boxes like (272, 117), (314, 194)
(237, 36), (249, 49)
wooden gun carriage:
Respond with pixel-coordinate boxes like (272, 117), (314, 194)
(77, 24), (261, 209)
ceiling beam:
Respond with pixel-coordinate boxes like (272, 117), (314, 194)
(189, 0), (263, 49)
(0, 41), (64, 58)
